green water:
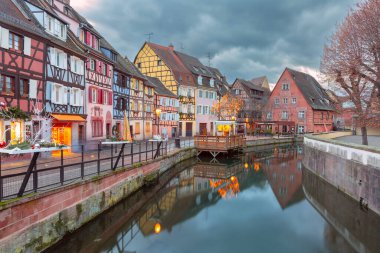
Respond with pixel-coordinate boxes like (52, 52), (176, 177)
(46, 145), (380, 253)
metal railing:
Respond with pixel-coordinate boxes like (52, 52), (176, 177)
(0, 141), (169, 201)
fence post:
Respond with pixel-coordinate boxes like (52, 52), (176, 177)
(165, 141), (168, 155)
(97, 143), (101, 175)
(60, 149), (64, 185)
(131, 142), (134, 165)
(122, 144), (125, 167)
(81, 145), (84, 179)
(146, 141), (148, 161)
(151, 142), (154, 159)
(33, 162), (37, 192)
(139, 142), (142, 163)
(111, 144), (114, 171)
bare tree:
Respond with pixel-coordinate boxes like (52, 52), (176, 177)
(321, 0), (380, 145)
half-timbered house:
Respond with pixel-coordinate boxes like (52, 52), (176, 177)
(51, 2), (114, 143)
(0, 0), (46, 144)
(24, 0), (87, 149)
(147, 77), (179, 138)
(134, 42), (196, 137)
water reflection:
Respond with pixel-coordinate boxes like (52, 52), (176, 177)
(46, 144), (380, 253)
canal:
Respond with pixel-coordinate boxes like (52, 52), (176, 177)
(45, 145), (380, 253)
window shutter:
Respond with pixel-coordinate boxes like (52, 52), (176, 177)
(88, 87), (92, 102)
(69, 88), (74, 105)
(62, 53), (67, 69)
(160, 97), (163, 106)
(86, 31), (91, 45)
(29, 79), (37, 99)
(79, 60), (84, 75)
(108, 65), (112, 77)
(98, 89), (103, 104)
(108, 91), (112, 105)
(86, 58), (90, 70)
(49, 48), (56, 66)
(80, 90), (84, 106)
(70, 56), (75, 72)
(0, 27), (9, 49)
(63, 87), (68, 104)
(51, 84), (56, 102)
(24, 37), (31, 56)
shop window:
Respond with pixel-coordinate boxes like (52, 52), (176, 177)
(135, 122), (141, 134)
(146, 122), (150, 134)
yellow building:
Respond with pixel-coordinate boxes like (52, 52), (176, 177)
(134, 42), (196, 137)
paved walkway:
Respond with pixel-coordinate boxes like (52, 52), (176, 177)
(334, 136), (380, 147)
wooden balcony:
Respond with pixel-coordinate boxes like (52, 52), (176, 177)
(194, 135), (246, 157)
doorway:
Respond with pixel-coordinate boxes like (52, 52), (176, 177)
(186, 122), (193, 137)
(199, 123), (207, 135)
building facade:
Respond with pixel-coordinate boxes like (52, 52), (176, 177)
(264, 68), (335, 134)
(147, 77), (179, 138)
(134, 42), (196, 137)
(175, 52), (219, 135)
(231, 77), (270, 133)
(0, 0), (46, 144)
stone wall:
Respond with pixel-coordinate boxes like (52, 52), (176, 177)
(303, 135), (380, 216)
(246, 136), (303, 147)
(0, 148), (196, 253)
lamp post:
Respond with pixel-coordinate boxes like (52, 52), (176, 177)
(156, 108), (162, 135)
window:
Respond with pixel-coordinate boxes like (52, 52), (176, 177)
(275, 98), (279, 105)
(298, 125), (305, 133)
(137, 63), (141, 68)
(267, 112), (272, 120)
(282, 83), (289, 90)
(282, 111), (288, 119)
(103, 91), (108, 105)
(92, 88), (97, 103)
(197, 105), (202, 114)
(9, 32), (22, 51)
(102, 64), (107, 76)
(283, 98), (288, 104)
(157, 60), (162, 66)
(298, 111), (305, 119)
(198, 76), (202, 85)
(135, 122), (141, 134)
(186, 75), (190, 81)
(71, 56), (84, 75)
(71, 88), (82, 106)
(146, 122), (151, 134)
(321, 112), (324, 120)
(19, 79), (29, 97)
(292, 98), (297, 104)
(90, 59), (95, 70)
(210, 78), (215, 87)
(0, 74), (15, 94)
(92, 120), (103, 137)
(203, 106), (209, 115)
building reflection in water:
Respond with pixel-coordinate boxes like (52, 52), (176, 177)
(303, 168), (380, 253)
(46, 144), (379, 253)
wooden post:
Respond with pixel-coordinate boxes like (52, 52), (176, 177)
(97, 143), (101, 175)
(18, 152), (40, 197)
(81, 145), (84, 179)
(131, 142), (134, 165)
(111, 144), (114, 170)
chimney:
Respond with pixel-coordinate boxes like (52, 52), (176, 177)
(168, 43), (174, 51)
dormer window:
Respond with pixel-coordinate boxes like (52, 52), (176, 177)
(44, 13), (67, 40)
(210, 78), (215, 87)
(157, 60), (162, 66)
(197, 76), (202, 85)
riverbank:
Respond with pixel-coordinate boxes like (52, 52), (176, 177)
(0, 148), (196, 253)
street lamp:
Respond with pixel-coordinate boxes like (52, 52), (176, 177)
(232, 116), (236, 121)
(156, 108), (162, 135)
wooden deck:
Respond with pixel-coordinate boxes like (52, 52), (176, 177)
(194, 135), (246, 157)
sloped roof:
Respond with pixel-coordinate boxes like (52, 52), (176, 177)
(175, 51), (214, 78)
(286, 68), (335, 111)
(21, 0), (85, 57)
(0, 0), (46, 37)
(236, 78), (266, 92)
(145, 42), (195, 87)
(205, 66), (230, 96)
(250, 76), (266, 86)
(147, 77), (177, 98)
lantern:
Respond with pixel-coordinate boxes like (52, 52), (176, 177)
(244, 163), (248, 169)
(154, 223), (161, 234)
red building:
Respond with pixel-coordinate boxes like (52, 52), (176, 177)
(263, 68), (335, 134)
(0, 0), (46, 143)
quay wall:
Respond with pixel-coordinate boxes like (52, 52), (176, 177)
(303, 134), (380, 216)
(0, 148), (196, 253)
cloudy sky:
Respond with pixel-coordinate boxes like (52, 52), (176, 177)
(71, 0), (357, 86)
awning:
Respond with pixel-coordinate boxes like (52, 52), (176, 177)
(51, 114), (86, 122)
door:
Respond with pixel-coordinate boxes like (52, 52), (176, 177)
(106, 123), (111, 138)
(172, 127), (177, 138)
(78, 125), (84, 144)
(186, 122), (193, 137)
(199, 123), (207, 135)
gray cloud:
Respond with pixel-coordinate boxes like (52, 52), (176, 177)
(72, 0), (357, 84)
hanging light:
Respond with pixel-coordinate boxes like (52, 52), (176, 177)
(154, 223), (161, 234)
(244, 163), (248, 169)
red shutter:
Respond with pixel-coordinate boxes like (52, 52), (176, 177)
(98, 89), (103, 104)
(98, 61), (102, 74)
(86, 58), (90, 69)
(86, 31), (91, 45)
(108, 64), (112, 77)
(109, 91), (112, 105)
(89, 87), (92, 102)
